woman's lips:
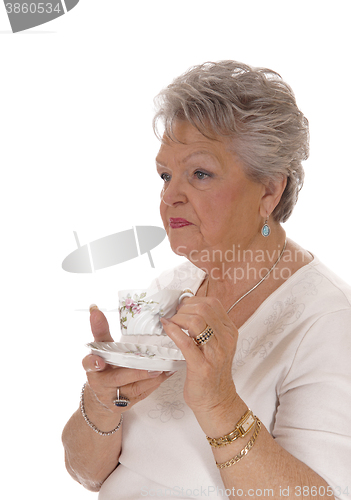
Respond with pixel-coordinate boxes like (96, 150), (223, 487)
(169, 218), (193, 229)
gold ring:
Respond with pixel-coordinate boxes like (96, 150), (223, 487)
(193, 325), (214, 346)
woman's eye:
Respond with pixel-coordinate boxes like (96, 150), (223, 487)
(194, 170), (210, 180)
(160, 173), (171, 182)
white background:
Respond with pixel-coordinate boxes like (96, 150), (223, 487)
(1, 1), (350, 498)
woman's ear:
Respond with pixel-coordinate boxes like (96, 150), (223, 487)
(259, 176), (287, 218)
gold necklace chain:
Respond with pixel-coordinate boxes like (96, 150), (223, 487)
(205, 240), (287, 314)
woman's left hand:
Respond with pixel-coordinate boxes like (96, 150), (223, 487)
(160, 296), (238, 420)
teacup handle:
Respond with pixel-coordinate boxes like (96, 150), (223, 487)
(178, 289), (195, 303)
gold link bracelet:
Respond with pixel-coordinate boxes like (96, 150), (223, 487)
(216, 418), (261, 469)
(206, 409), (256, 447)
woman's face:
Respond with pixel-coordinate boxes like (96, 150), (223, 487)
(156, 121), (267, 263)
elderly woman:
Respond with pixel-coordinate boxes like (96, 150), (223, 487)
(62, 61), (351, 499)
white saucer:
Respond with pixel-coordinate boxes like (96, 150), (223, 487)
(86, 341), (186, 371)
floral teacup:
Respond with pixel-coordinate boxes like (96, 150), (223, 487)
(118, 288), (183, 335)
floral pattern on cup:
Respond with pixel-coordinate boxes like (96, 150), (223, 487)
(119, 292), (161, 330)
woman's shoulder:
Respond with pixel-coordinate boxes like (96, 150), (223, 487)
(240, 254), (351, 335)
(284, 239), (351, 310)
(296, 256), (351, 311)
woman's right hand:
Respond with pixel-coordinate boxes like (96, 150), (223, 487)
(82, 305), (169, 416)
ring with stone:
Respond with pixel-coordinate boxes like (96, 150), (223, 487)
(178, 289), (194, 303)
(193, 325), (214, 346)
(113, 387), (130, 408)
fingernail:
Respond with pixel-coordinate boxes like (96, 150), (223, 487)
(148, 370), (163, 377)
(95, 359), (101, 370)
(89, 304), (99, 313)
(160, 318), (170, 325)
(165, 370), (176, 377)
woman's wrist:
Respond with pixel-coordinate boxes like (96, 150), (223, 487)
(193, 387), (241, 437)
(197, 394), (260, 467)
(82, 383), (124, 432)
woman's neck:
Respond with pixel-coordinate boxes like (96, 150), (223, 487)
(195, 225), (287, 290)
(194, 231), (314, 329)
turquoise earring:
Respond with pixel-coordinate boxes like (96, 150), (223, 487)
(261, 216), (271, 237)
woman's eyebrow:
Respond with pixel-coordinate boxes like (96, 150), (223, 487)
(155, 159), (167, 168)
(181, 151), (217, 164)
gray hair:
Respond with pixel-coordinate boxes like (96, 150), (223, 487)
(153, 61), (309, 223)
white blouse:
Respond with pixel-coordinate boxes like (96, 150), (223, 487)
(99, 256), (351, 500)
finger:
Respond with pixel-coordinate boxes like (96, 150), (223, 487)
(84, 358), (166, 388)
(122, 372), (170, 401)
(87, 370), (169, 411)
(177, 296), (229, 322)
(175, 298), (236, 340)
(104, 366), (165, 388)
(160, 317), (204, 365)
(82, 354), (108, 372)
(164, 314), (219, 356)
(169, 312), (207, 337)
(89, 304), (114, 342)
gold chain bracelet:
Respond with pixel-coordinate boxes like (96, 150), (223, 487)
(216, 418), (261, 469)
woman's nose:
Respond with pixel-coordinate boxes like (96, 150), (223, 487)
(161, 178), (187, 206)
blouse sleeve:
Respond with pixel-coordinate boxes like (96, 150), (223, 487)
(274, 308), (351, 499)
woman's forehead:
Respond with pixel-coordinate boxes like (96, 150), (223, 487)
(156, 149), (219, 168)
(156, 122), (230, 166)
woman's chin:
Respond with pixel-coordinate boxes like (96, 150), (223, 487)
(171, 244), (205, 267)
(168, 239), (193, 259)
(171, 243), (191, 258)
(168, 233), (206, 262)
